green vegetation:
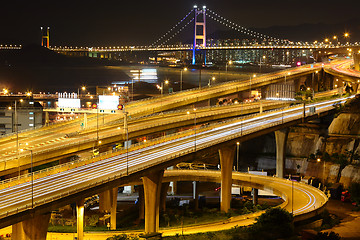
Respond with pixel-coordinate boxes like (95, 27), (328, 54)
(164, 208), (295, 240)
(349, 182), (360, 208)
(48, 225), (108, 233)
(318, 210), (340, 230)
(313, 232), (341, 240)
(106, 234), (139, 240)
(158, 200), (271, 229)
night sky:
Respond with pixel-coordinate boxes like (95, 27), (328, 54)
(1, 0), (360, 46)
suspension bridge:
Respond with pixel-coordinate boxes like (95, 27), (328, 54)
(2, 6), (357, 64)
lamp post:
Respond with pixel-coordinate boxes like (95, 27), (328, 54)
(29, 149), (34, 208)
(180, 68), (187, 91)
(317, 158), (326, 187)
(194, 109), (197, 151)
(307, 87), (314, 100)
(260, 55), (266, 73)
(285, 72), (290, 84)
(344, 32), (350, 45)
(131, 77), (134, 101)
(249, 74), (256, 97)
(187, 108), (197, 151)
(124, 109), (129, 175)
(96, 102), (99, 143)
(77, 86), (86, 97)
(12, 99), (24, 177)
(161, 80), (169, 97)
(236, 142), (240, 171)
(225, 60), (232, 80)
(20, 148), (34, 208)
(291, 179), (294, 215)
(208, 76), (216, 87)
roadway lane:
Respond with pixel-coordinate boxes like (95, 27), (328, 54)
(0, 101), (287, 171)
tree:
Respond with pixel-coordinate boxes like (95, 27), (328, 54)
(250, 207), (294, 240)
(314, 232), (341, 240)
(349, 182), (360, 205)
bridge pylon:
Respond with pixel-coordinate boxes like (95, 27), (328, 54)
(192, 5), (207, 65)
(41, 27), (50, 48)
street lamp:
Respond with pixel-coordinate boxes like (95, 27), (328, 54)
(226, 60), (233, 80)
(291, 179), (294, 215)
(20, 149), (34, 208)
(344, 32), (350, 44)
(285, 72), (290, 84)
(180, 68), (187, 91)
(123, 109), (129, 175)
(12, 99), (24, 177)
(208, 76), (216, 86)
(236, 142), (240, 171)
(260, 55), (266, 72)
(161, 80), (169, 97)
(317, 158), (326, 187)
(187, 108), (197, 151)
(249, 74), (256, 96)
(307, 87), (314, 100)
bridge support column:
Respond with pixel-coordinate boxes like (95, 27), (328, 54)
(193, 181), (199, 210)
(138, 185), (145, 220)
(160, 182), (169, 212)
(12, 213), (51, 240)
(99, 187), (118, 230)
(275, 128), (289, 178)
(77, 199), (84, 240)
(142, 170), (164, 233)
(45, 112), (49, 126)
(252, 188), (258, 205)
(219, 146), (235, 212)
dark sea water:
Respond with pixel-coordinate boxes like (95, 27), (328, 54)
(0, 63), (276, 94)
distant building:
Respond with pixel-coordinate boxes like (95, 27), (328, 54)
(0, 101), (43, 135)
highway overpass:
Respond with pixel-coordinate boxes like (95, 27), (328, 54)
(0, 96), (352, 239)
(0, 62), (335, 176)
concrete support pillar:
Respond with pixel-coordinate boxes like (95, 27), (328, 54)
(12, 213), (51, 240)
(193, 181), (199, 210)
(45, 112), (49, 126)
(218, 146), (235, 212)
(160, 182), (169, 212)
(142, 170), (164, 233)
(138, 185), (145, 220)
(99, 187), (118, 230)
(99, 190), (111, 212)
(275, 128), (289, 178)
(252, 188), (258, 205)
(110, 187), (118, 230)
(76, 199), (84, 240)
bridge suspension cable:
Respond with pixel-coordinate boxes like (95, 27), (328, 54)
(150, 9), (195, 47)
(206, 8), (288, 43)
(158, 16), (197, 47)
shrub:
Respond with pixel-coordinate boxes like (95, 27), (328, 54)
(314, 231), (341, 240)
(250, 207), (294, 240)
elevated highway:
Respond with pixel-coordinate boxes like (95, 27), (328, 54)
(0, 96), (351, 229)
(0, 61), (328, 175)
(0, 101), (288, 175)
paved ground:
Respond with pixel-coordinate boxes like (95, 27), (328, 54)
(324, 199), (360, 240)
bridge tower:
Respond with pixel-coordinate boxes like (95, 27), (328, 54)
(192, 5), (207, 65)
(41, 27), (50, 48)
